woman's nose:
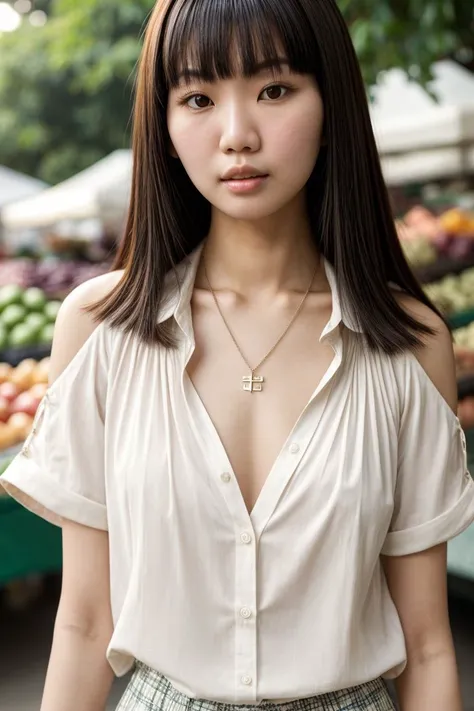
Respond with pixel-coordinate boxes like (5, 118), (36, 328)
(218, 105), (261, 154)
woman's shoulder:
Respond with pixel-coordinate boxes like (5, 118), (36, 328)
(391, 291), (456, 413)
(49, 270), (124, 383)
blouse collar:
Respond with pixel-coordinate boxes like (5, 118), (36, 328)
(158, 241), (362, 344)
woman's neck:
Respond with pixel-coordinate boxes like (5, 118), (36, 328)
(198, 213), (322, 301)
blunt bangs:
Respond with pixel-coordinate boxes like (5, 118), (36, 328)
(162, 0), (322, 89)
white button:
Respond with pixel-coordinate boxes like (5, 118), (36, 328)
(240, 607), (252, 619)
(241, 675), (252, 686)
(289, 443), (300, 454)
(240, 532), (252, 544)
(220, 472), (231, 483)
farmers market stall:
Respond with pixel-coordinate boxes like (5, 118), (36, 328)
(1, 150), (132, 231)
(0, 166), (47, 209)
(371, 60), (474, 185)
(0, 358), (62, 588)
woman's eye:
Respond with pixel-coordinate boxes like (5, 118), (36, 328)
(187, 94), (212, 109)
(260, 85), (288, 101)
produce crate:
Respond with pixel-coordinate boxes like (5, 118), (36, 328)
(458, 374), (474, 400)
(415, 253), (474, 284)
(448, 309), (474, 330)
(0, 446), (61, 585)
(447, 429), (474, 584)
(0, 498), (62, 585)
(0, 344), (51, 368)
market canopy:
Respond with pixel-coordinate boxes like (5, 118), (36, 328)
(1, 150), (132, 230)
(0, 166), (47, 209)
(371, 60), (474, 185)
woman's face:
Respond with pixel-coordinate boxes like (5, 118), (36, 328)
(167, 56), (324, 222)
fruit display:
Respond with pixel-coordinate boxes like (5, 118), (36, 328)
(423, 268), (474, 316)
(397, 206), (474, 266)
(454, 324), (474, 351)
(0, 258), (110, 299)
(0, 358), (49, 452)
(33, 259), (109, 298)
(400, 237), (437, 267)
(0, 285), (61, 351)
(397, 206), (441, 242)
(454, 344), (474, 382)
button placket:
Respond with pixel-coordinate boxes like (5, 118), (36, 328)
(250, 365), (340, 540)
(234, 518), (258, 702)
(251, 432), (311, 540)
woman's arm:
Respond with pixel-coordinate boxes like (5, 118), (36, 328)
(382, 544), (462, 711)
(41, 521), (115, 711)
(383, 298), (463, 711)
(39, 274), (123, 711)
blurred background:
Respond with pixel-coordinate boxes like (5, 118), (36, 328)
(0, 1), (474, 709)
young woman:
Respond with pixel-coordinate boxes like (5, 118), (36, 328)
(2, 1), (474, 709)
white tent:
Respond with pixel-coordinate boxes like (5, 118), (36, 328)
(0, 166), (47, 208)
(371, 60), (474, 185)
(1, 149), (132, 230)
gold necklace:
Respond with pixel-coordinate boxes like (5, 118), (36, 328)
(202, 255), (318, 393)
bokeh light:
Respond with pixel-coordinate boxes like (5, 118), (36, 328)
(0, 2), (21, 32)
(13, 0), (32, 14)
(29, 9), (47, 27)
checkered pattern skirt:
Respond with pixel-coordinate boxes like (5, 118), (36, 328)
(115, 662), (396, 711)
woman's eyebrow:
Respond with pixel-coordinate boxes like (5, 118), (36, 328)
(176, 58), (290, 84)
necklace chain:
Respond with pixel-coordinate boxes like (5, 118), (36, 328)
(202, 253), (318, 377)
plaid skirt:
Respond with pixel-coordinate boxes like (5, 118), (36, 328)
(115, 662), (397, 711)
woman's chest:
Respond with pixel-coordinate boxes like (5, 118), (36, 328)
(185, 309), (337, 515)
(105, 337), (399, 533)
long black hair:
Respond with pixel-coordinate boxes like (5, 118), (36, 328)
(89, 0), (443, 353)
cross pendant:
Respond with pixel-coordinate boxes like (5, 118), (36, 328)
(242, 373), (264, 393)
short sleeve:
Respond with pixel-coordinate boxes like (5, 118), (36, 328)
(0, 323), (109, 530)
(381, 353), (474, 557)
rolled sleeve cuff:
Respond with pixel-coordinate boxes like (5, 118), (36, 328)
(0, 453), (108, 531)
(381, 475), (474, 556)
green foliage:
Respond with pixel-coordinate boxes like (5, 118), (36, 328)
(0, 0), (471, 185)
(339, 0), (468, 87)
(0, 0), (153, 184)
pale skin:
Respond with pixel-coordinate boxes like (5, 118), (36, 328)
(41, 59), (463, 711)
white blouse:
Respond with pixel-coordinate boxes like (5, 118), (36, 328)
(2, 244), (474, 705)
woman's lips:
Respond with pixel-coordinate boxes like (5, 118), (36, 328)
(221, 175), (269, 193)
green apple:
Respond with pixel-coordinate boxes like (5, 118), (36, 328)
(8, 323), (36, 348)
(0, 285), (23, 311)
(44, 300), (62, 323)
(24, 311), (48, 334)
(39, 322), (56, 344)
(1, 304), (27, 330)
(0, 325), (8, 350)
(22, 287), (47, 312)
